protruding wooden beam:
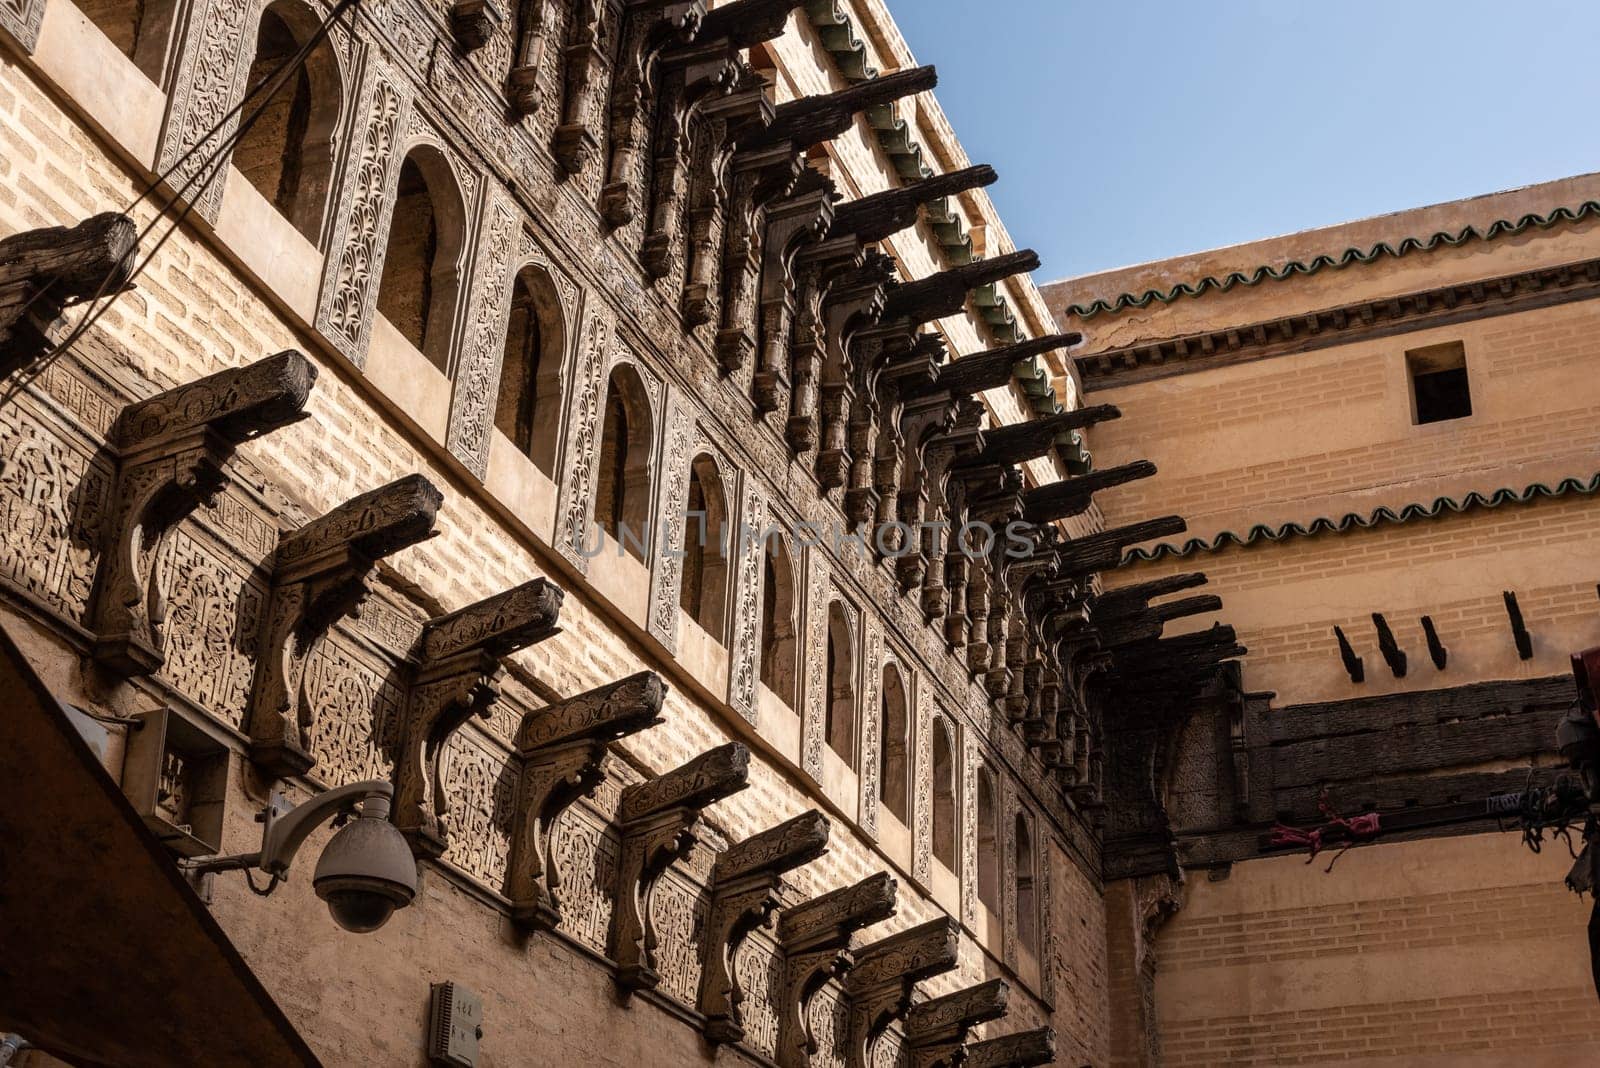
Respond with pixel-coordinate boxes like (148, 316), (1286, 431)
(1334, 625), (1364, 683)
(507, 672), (666, 931)
(394, 578), (565, 857)
(612, 743), (751, 994)
(844, 917), (960, 1068)
(699, 810), (831, 1045)
(775, 872), (898, 1068)
(1022, 460), (1157, 523)
(89, 350), (317, 676)
(1421, 614), (1448, 670)
(1, 213), (137, 372)
(828, 164), (998, 244)
(954, 405), (1119, 469)
(1093, 572), (1207, 615)
(964, 1027), (1057, 1068)
(1057, 515), (1187, 578)
(904, 333), (1081, 400)
(1372, 611), (1407, 679)
(881, 249), (1040, 327)
(246, 475), (443, 778)
(1097, 594), (1224, 649)
(903, 979), (1010, 1068)
(748, 65), (938, 150)
(696, 0), (802, 46)
(1504, 590), (1534, 660)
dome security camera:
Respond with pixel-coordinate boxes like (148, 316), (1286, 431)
(313, 792), (417, 933)
(182, 780), (418, 933)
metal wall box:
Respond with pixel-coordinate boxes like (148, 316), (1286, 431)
(428, 981), (482, 1067)
(120, 706), (228, 857)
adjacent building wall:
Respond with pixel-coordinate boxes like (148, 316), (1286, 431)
(1046, 174), (1600, 1065)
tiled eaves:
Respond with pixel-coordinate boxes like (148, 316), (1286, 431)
(1076, 255), (1600, 391)
(1059, 200), (1600, 321)
(803, 0), (1090, 471)
(1120, 473), (1600, 563)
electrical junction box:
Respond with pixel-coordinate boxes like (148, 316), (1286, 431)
(428, 981), (483, 1067)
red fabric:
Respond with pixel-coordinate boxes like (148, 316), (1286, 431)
(1271, 795), (1381, 868)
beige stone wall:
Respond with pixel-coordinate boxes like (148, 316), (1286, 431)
(1155, 833), (1600, 1067)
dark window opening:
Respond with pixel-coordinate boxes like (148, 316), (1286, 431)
(1407, 341), (1472, 425)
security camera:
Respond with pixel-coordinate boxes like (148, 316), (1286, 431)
(183, 780), (417, 933)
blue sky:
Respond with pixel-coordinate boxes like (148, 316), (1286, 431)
(891, 0), (1600, 283)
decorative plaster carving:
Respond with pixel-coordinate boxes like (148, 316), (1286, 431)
(857, 623), (883, 838)
(726, 479), (766, 721)
(844, 918), (960, 1068)
(800, 548), (831, 781)
(393, 578), (565, 857)
(446, 188), (522, 479)
(611, 742), (750, 993)
(506, 671), (666, 930)
(89, 351), (316, 676)
(903, 979), (1009, 1068)
(555, 307), (611, 571)
(157, 0), (263, 220)
(775, 871), (897, 1068)
(245, 475), (442, 778)
(647, 387), (695, 648)
(699, 810), (830, 1045)
(0, 0), (44, 51)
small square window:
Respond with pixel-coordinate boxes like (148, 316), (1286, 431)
(1406, 341), (1472, 424)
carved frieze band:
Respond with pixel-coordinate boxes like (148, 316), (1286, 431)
(912, 691), (934, 885)
(317, 55), (415, 368)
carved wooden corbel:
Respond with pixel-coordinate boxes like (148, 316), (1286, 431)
(450, 0), (504, 52)
(699, 810), (830, 1045)
(611, 742), (751, 993)
(89, 350), (317, 677)
(964, 1027), (1057, 1068)
(551, 0), (612, 175)
(245, 475), (443, 779)
(911, 401), (984, 616)
(715, 145), (804, 373)
(813, 255), (894, 483)
(0, 213), (135, 375)
(843, 917), (960, 1068)
(504, 0), (557, 115)
(393, 578), (565, 857)
(601, 1), (710, 229)
(505, 671), (666, 930)
(903, 979), (1010, 1068)
(769, 235), (860, 419)
(748, 173), (834, 414)
(789, 250), (887, 455)
(774, 871), (898, 1068)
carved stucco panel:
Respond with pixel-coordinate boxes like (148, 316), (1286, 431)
(652, 868), (709, 1006)
(302, 630), (405, 787)
(736, 930), (784, 1059)
(1002, 780), (1020, 971)
(157, 0), (265, 220)
(0, 0), (45, 52)
(646, 386), (694, 650)
(857, 622), (884, 839)
(800, 546), (832, 783)
(157, 526), (267, 730)
(911, 689), (933, 886)
(962, 736), (979, 928)
(550, 806), (620, 953)
(0, 399), (110, 624)
(726, 478), (765, 723)
(554, 307), (612, 571)
(437, 727), (519, 890)
(445, 186), (522, 478)
(317, 56), (415, 367)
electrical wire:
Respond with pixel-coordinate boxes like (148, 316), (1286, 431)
(0, 0), (364, 410)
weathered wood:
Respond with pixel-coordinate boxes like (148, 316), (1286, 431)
(748, 66), (938, 150)
(1504, 589), (1534, 659)
(903, 979), (1009, 1068)
(904, 332), (1081, 400)
(1022, 460), (1157, 522)
(881, 250), (1040, 327)
(828, 164), (997, 244)
(695, 0), (801, 45)
(954, 405), (1119, 469)
(1334, 625), (1364, 683)
(1057, 515), (1186, 577)
(964, 1027), (1056, 1068)
(1372, 611), (1406, 678)
(0, 213), (137, 371)
(1422, 614), (1448, 669)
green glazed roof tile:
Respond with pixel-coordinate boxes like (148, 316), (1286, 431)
(1062, 200), (1600, 320)
(1121, 473), (1600, 564)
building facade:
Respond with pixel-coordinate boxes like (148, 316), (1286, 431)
(1045, 174), (1600, 1066)
(0, 1), (1207, 1066)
